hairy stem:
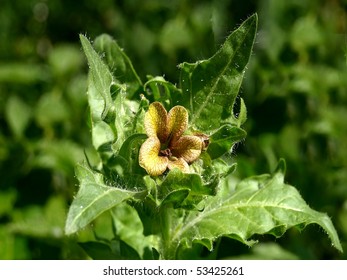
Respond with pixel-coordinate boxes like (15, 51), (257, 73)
(159, 205), (178, 259)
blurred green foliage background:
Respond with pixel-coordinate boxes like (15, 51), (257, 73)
(0, 0), (346, 259)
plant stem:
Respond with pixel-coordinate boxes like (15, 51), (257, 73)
(159, 205), (177, 259)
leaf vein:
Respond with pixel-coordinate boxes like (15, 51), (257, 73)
(173, 202), (309, 243)
(190, 23), (254, 126)
(70, 186), (133, 228)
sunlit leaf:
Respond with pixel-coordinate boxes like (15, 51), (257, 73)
(236, 97), (247, 127)
(94, 34), (143, 98)
(65, 163), (146, 235)
(80, 35), (141, 155)
(80, 34), (113, 121)
(80, 35), (115, 152)
(178, 14), (257, 132)
(170, 160), (343, 255)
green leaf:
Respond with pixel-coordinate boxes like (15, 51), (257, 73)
(207, 124), (247, 159)
(105, 153), (146, 191)
(48, 44), (84, 76)
(110, 83), (129, 151)
(110, 204), (159, 259)
(170, 160), (343, 255)
(32, 139), (84, 175)
(159, 169), (217, 209)
(134, 203), (159, 237)
(108, 84), (143, 153)
(91, 121), (115, 155)
(118, 134), (147, 159)
(65, 163), (146, 235)
(5, 96), (31, 138)
(94, 34), (143, 98)
(10, 196), (66, 239)
(160, 189), (190, 208)
(79, 240), (140, 260)
(105, 155), (129, 179)
(178, 14), (257, 132)
(144, 76), (182, 107)
(80, 34), (113, 121)
(236, 97), (247, 127)
(118, 133), (147, 175)
(162, 169), (215, 196)
(0, 190), (17, 216)
(81, 35), (142, 155)
(80, 35), (115, 152)
(0, 63), (48, 84)
(35, 91), (70, 127)
(79, 241), (120, 260)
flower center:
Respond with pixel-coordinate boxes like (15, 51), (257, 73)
(159, 148), (172, 157)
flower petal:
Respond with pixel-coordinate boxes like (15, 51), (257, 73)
(167, 105), (188, 143)
(144, 102), (168, 142)
(171, 135), (203, 163)
(168, 157), (190, 173)
(139, 137), (168, 176)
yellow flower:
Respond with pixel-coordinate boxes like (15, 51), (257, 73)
(139, 102), (204, 176)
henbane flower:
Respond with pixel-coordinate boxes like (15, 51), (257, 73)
(139, 102), (206, 176)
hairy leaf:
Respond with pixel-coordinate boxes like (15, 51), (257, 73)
(159, 169), (216, 209)
(80, 34), (113, 122)
(65, 163), (146, 235)
(81, 35), (143, 155)
(170, 160), (342, 255)
(94, 34), (143, 98)
(178, 14), (257, 132)
(238, 97), (247, 126)
(80, 35), (115, 153)
(207, 124), (246, 159)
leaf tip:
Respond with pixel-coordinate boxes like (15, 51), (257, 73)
(248, 13), (258, 25)
(64, 221), (76, 236)
(79, 33), (89, 45)
(274, 158), (286, 175)
(332, 241), (343, 253)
